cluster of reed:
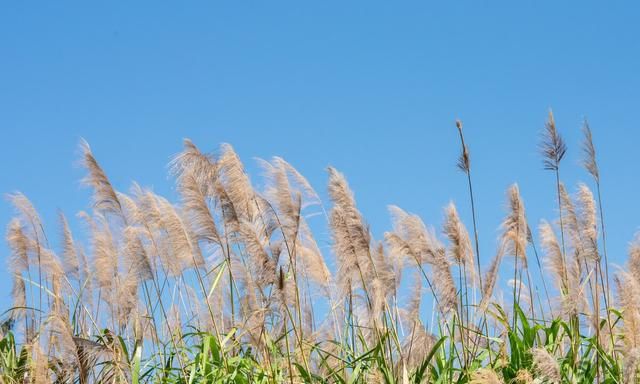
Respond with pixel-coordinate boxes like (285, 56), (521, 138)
(2, 111), (639, 383)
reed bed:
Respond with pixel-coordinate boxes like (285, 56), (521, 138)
(1, 112), (637, 383)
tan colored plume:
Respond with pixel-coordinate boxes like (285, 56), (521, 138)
(531, 347), (561, 383)
(59, 212), (80, 279)
(444, 202), (477, 285)
(79, 139), (123, 217)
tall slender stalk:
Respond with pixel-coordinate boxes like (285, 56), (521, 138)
(540, 111), (569, 286)
(540, 111), (581, 370)
(455, 120), (483, 294)
(581, 119), (616, 363)
(455, 120), (489, 368)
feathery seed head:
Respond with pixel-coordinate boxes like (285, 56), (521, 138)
(79, 139), (123, 217)
(531, 347), (561, 383)
(581, 119), (600, 182)
(540, 109), (567, 171)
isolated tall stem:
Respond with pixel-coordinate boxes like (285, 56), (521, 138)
(456, 121), (483, 294)
(456, 121), (492, 368)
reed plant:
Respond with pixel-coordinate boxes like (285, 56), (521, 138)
(1, 114), (637, 383)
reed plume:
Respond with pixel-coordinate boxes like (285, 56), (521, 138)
(238, 218), (277, 288)
(614, 266), (640, 383)
(218, 143), (257, 221)
(387, 205), (457, 315)
(402, 322), (436, 373)
(7, 192), (44, 240)
(480, 246), (505, 311)
(629, 237), (640, 283)
(581, 120), (599, 183)
(327, 167), (372, 297)
(177, 171), (221, 244)
(10, 273), (26, 321)
(558, 184), (581, 254)
(157, 197), (199, 271)
(79, 139), (123, 218)
(501, 185), (528, 267)
(7, 218), (29, 273)
(469, 368), (504, 384)
(123, 226), (153, 282)
(444, 202), (477, 285)
(59, 213), (80, 280)
(83, 213), (118, 291)
(531, 347), (561, 383)
(623, 348), (640, 384)
(540, 110), (567, 172)
(616, 271), (640, 349)
(297, 219), (332, 290)
(30, 343), (52, 384)
(170, 139), (218, 191)
(576, 184), (598, 257)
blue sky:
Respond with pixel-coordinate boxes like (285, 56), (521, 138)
(1, 2), (639, 311)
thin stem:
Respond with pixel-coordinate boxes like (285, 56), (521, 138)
(595, 181), (617, 362)
(530, 239), (554, 318)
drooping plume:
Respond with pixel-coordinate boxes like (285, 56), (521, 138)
(123, 226), (154, 282)
(156, 197), (197, 273)
(581, 119), (599, 183)
(217, 143), (257, 221)
(276, 157), (322, 207)
(444, 202), (477, 285)
(238, 217), (276, 289)
(386, 205), (457, 315)
(79, 139), (123, 218)
(7, 218), (30, 273)
(116, 192), (143, 226)
(59, 212), (80, 279)
(327, 167), (372, 296)
(170, 139), (218, 193)
(178, 171), (221, 245)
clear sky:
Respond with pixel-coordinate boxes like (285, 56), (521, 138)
(1, 2), (639, 311)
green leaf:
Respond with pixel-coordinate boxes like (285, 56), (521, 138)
(131, 342), (142, 384)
